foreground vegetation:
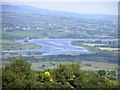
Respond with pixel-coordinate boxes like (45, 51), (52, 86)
(2, 58), (119, 89)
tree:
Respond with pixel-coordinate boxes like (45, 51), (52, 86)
(108, 70), (116, 77)
(2, 58), (33, 88)
(98, 70), (106, 76)
(2, 59), (118, 89)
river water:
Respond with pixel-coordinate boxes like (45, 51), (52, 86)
(2, 39), (118, 56)
(3, 39), (89, 56)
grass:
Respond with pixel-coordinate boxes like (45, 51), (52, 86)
(2, 60), (118, 71)
(31, 60), (118, 71)
(31, 61), (74, 71)
(99, 47), (120, 51)
(2, 31), (46, 39)
(82, 43), (107, 47)
(2, 39), (41, 51)
(81, 61), (118, 70)
(2, 31), (69, 39)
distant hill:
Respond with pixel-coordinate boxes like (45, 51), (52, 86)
(2, 5), (118, 39)
(2, 5), (117, 19)
(2, 5), (50, 14)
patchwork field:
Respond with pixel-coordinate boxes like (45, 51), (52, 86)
(83, 43), (107, 47)
(99, 47), (120, 51)
(31, 61), (118, 71)
(2, 39), (41, 51)
(81, 61), (118, 70)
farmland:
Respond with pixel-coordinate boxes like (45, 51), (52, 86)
(2, 39), (41, 51)
(1, 4), (119, 89)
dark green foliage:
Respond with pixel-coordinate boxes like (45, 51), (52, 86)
(98, 70), (106, 76)
(2, 59), (118, 89)
(2, 58), (34, 89)
(108, 70), (116, 77)
(47, 63), (117, 89)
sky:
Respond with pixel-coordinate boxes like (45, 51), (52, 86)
(2, 0), (118, 15)
(2, 0), (119, 2)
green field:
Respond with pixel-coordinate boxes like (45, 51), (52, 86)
(82, 43), (119, 51)
(31, 61), (117, 71)
(2, 60), (117, 71)
(2, 31), (46, 39)
(99, 47), (120, 51)
(2, 39), (41, 51)
(83, 43), (107, 47)
(81, 61), (118, 70)
(2, 31), (69, 40)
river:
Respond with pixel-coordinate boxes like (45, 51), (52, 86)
(2, 39), (118, 56)
(3, 39), (89, 56)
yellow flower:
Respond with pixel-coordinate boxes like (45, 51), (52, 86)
(44, 71), (50, 77)
(49, 77), (53, 82)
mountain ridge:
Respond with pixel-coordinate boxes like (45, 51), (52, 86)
(1, 4), (117, 18)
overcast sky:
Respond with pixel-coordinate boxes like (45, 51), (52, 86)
(2, 1), (118, 15)
(2, 0), (119, 2)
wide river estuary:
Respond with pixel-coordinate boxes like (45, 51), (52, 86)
(3, 39), (117, 56)
(3, 39), (89, 56)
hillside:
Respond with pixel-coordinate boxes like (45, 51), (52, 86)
(2, 5), (118, 39)
(1, 5), (119, 89)
(2, 5), (117, 18)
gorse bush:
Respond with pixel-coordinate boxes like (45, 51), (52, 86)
(2, 58), (118, 89)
